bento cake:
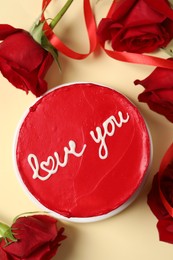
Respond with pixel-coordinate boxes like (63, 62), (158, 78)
(14, 82), (152, 222)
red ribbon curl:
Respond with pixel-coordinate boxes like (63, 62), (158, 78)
(41, 0), (97, 59)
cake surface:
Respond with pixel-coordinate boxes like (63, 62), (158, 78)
(14, 82), (151, 221)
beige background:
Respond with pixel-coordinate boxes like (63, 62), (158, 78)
(1, 1), (173, 259)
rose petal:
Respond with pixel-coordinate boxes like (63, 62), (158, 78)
(147, 174), (169, 220)
(112, 0), (173, 23)
(160, 162), (173, 207)
(35, 52), (53, 97)
(0, 24), (21, 40)
(0, 31), (47, 71)
(119, 0), (166, 27)
(134, 59), (173, 92)
(145, 0), (173, 20)
(134, 59), (173, 122)
(0, 36), (53, 97)
(111, 24), (169, 53)
(0, 245), (10, 260)
(137, 90), (173, 123)
(157, 216), (173, 244)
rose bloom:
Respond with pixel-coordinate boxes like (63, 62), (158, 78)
(97, 0), (173, 53)
(0, 215), (66, 259)
(134, 58), (173, 123)
(148, 146), (173, 244)
(0, 24), (53, 97)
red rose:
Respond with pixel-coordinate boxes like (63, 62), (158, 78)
(0, 24), (53, 97)
(0, 214), (66, 259)
(97, 0), (173, 53)
(134, 58), (173, 123)
(148, 144), (173, 244)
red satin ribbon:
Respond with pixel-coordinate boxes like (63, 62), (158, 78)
(41, 0), (98, 59)
(103, 49), (173, 70)
(158, 143), (173, 217)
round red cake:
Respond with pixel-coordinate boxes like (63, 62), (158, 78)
(14, 82), (152, 222)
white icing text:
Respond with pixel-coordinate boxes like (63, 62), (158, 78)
(27, 111), (130, 181)
(90, 111), (130, 159)
(28, 140), (86, 181)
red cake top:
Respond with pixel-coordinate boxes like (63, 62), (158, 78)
(15, 83), (151, 220)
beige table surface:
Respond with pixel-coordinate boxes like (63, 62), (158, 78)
(1, 1), (173, 259)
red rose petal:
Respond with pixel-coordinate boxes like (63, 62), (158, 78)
(0, 245), (10, 260)
(135, 59), (173, 92)
(0, 24), (21, 40)
(0, 31), (47, 71)
(0, 28), (53, 97)
(134, 58), (173, 122)
(157, 217), (173, 244)
(147, 174), (168, 220)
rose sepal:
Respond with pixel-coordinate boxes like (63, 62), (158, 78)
(0, 222), (17, 246)
(30, 0), (74, 70)
(31, 21), (60, 69)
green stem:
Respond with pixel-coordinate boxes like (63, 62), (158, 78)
(13, 211), (48, 223)
(49, 0), (74, 29)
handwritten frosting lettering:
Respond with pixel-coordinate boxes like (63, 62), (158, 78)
(27, 111), (130, 181)
(28, 140), (86, 181)
(90, 111), (130, 159)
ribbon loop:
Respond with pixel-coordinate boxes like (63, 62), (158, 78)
(41, 0), (98, 59)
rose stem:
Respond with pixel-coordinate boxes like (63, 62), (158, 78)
(49, 0), (74, 29)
